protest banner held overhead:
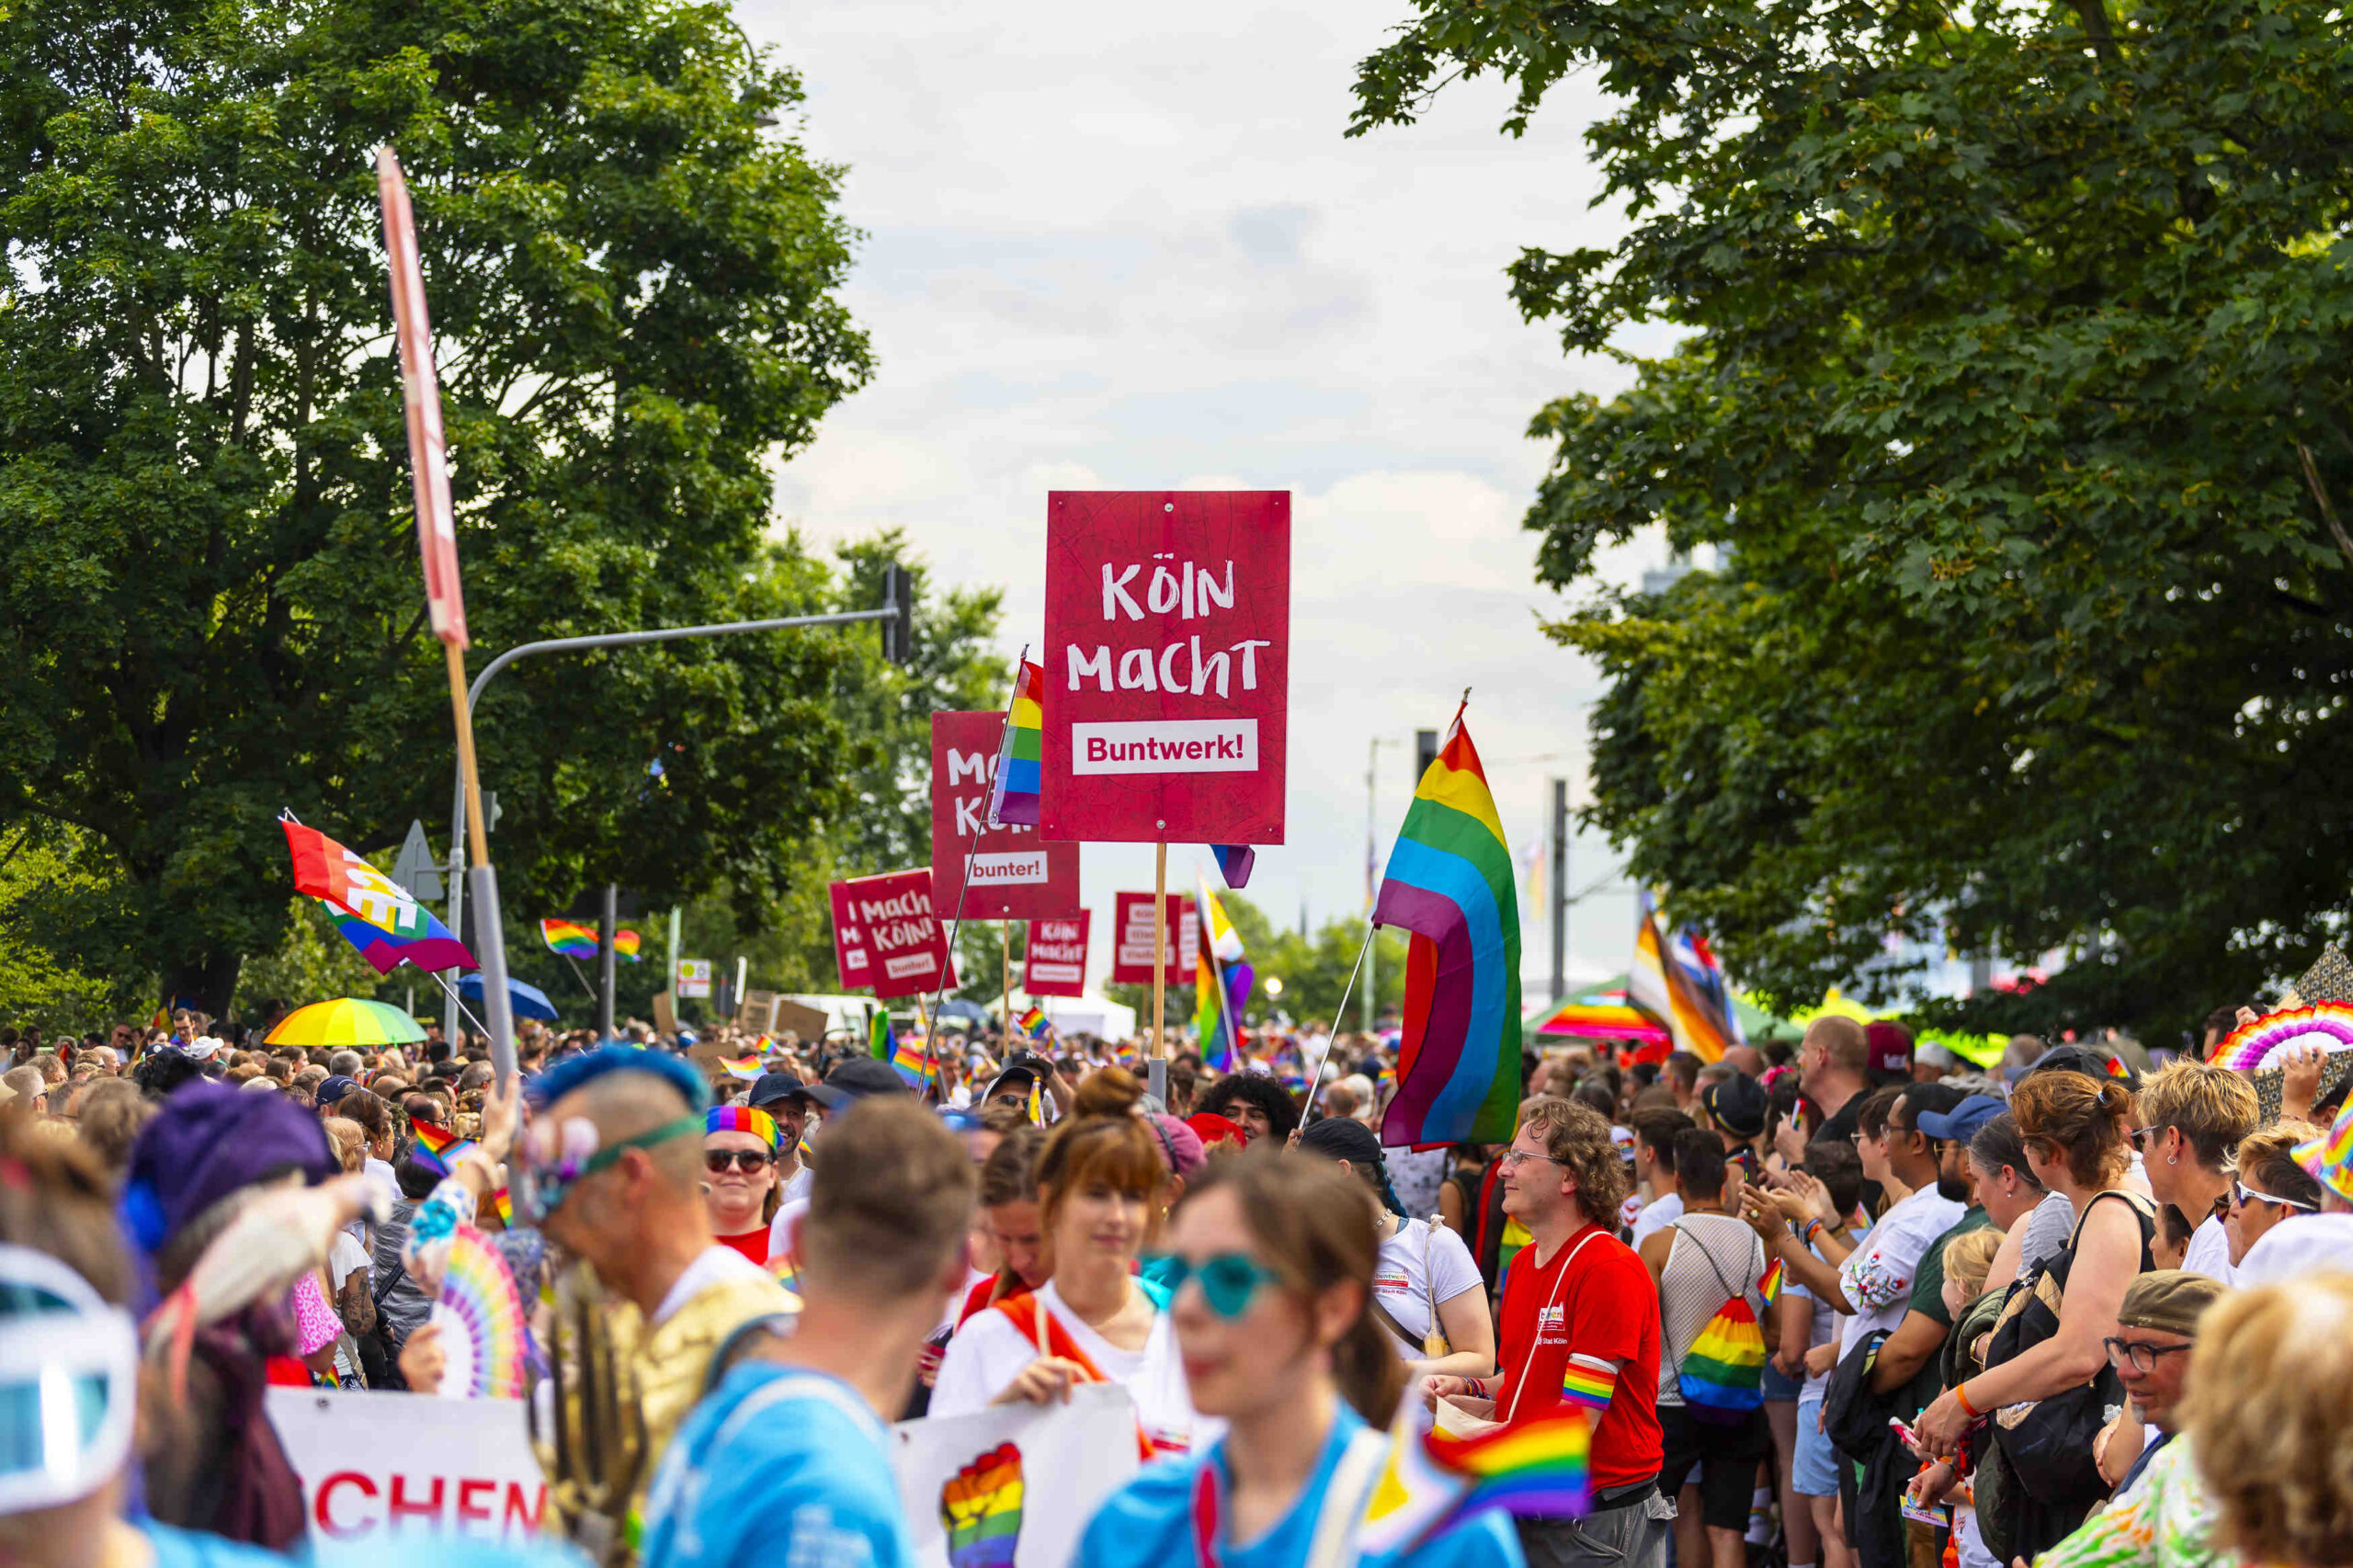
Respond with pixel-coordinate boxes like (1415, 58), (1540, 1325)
(929, 710), (1081, 920)
(1040, 491), (1290, 845)
(1108, 892), (1198, 986)
(830, 868), (958, 999)
(1023, 914), (1091, 997)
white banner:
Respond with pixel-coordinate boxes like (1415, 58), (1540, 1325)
(264, 1388), (548, 1544)
(891, 1382), (1142, 1568)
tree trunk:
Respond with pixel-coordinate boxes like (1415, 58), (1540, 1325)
(160, 949), (244, 1024)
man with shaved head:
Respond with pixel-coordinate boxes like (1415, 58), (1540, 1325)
(522, 1047), (797, 1557)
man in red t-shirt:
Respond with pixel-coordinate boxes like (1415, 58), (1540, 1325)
(1423, 1096), (1669, 1568)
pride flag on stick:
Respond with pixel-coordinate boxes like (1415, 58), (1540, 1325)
(1374, 704), (1522, 1148)
(986, 660), (1044, 828)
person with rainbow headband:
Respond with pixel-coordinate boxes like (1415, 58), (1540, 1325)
(1419, 1096), (1669, 1568)
(701, 1104), (784, 1267)
(1074, 1153), (1527, 1568)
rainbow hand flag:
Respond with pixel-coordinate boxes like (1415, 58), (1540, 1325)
(985, 661), (1044, 828)
(1374, 715), (1522, 1147)
(540, 918), (599, 958)
(716, 1055), (763, 1082)
(939, 1441), (1025, 1568)
(1194, 873), (1253, 1073)
(410, 1119), (475, 1177)
(1015, 1006), (1050, 1040)
(1358, 1387), (1591, 1555)
(1757, 1256), (1784, 1306)
(611, 928), (641, 961)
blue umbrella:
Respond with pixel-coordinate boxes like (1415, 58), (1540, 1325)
(459, 971), (559, 1021)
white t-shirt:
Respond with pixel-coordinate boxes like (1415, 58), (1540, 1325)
(1789, 1229), (1848, 1401)
(2181, 1213), (2234, 1283)
(1836, 1187), (1967, 1352)
(328, 1232), (369, 1291)
(1369, 1217), (1483, 1355)
(1631, 1191), (1685, 1249)
(930, 1279), (1220, 1460)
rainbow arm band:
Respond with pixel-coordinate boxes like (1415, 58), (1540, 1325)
(1561, 1354), (1619, 1413)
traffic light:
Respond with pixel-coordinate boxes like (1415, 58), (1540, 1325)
(880, 563), (915, 666)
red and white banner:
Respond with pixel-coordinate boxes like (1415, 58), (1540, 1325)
(930, 711), (1081, 920)
(267, 1388), (542, 1543)
(831, 869), (957, 998)
(1023, 915), (1092, 997)
(1108, 893), (1198, 987)
(375, 149), (468, 648)
(1040, 492), (1290, 844)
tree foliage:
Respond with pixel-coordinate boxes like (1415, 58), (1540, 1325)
(0, 0), (877, 1014)
(1353, 0), (2353, 1034)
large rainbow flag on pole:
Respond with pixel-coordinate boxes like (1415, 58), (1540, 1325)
(1374, 712), (1521, 1148)
(986, 659), (1044, 828)
(1628, 891), (1741, 1063)
(283, 820), (474, 974)
(1193, 873), (1254, 1072)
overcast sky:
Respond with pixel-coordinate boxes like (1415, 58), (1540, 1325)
(736, 0), (1679, 1005)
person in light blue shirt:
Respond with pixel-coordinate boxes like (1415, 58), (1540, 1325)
(642, 1098), (982, 1568)
(1075, 1153), (1525, 1568)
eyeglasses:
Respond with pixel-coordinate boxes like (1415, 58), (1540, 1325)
(704, 1149), (773, 1174)
(1500, 1150), (1569, 1170)
(1154, 1252), (1275, 1320)
(2102, 1337), (2192, 1374)
(2232, 1180), (2316, 1213)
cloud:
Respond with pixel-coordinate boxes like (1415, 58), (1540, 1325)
(745, 0), (1669, 997)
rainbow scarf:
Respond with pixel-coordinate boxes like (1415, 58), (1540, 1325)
(706, 1105), (779, 1147)
(986, 660), (1044, 828)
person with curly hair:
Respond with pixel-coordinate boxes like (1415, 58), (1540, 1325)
(1194, 1071), (1300, 1145)
(1421, 1096), (1666, 1568)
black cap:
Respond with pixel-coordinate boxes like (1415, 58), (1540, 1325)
(2006, 1043), (2141, 1093)
(807, 1054), (912, 1109)
(1701, 1073), (1768, 1139)
(747, 1072), (813, 1110)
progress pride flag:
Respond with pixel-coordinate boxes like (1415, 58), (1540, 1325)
(1023, 914), (1092, 997)
(829, 869), (957, 999)
(1040, 492), (1290, 844)
(929, 710), (1081, 920)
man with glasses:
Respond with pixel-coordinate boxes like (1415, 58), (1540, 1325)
(2091, 1270), (2225, 1496)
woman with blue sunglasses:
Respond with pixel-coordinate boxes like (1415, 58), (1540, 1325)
(1075, 1153), (1525, 1568)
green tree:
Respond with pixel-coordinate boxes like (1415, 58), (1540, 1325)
(0, 0), (875, 1015)
(1353, 0), (2353, 1035)
(1105, 897), (1405, 1037)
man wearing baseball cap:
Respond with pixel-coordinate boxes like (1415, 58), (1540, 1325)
(748, 1071), (818, 1204)
(764, 1056), (914, 1265)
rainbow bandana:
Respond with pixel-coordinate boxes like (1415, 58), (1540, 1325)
(707, 1105), (779, 1148)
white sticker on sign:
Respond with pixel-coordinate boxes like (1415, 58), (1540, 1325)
(969, 851), (1050, 885)
(885, 952), (938, 980)
(1029, 960), (1084, 984)
(1069, 720), (1258, 775)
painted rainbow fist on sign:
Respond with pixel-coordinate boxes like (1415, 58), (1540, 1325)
(938, 1441), (1024, 1568)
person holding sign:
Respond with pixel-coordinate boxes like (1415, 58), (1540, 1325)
(642, 1100), (979, 1568)
(931, 1069), (1212, 1460)
(1419, 1096), (1669, 1568)
(1074, 1153), (1524, 1568)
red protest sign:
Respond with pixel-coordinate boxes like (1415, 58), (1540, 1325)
(930, 711), (1082, 920)
(1108, 892), (1199, 988)
(828, 869), (957, 999)
(1023, 915), (1092, 997)
(375, 149), (467, 649)
(1040, 492), (1290, 844)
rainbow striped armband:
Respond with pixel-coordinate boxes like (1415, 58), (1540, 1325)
(1561, 1353), (1618, 1414)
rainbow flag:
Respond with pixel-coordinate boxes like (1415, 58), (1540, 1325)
(985, 660), (1044, 828)
(1358, 1393), (1590, 1555)
(1193, 874), (1253, 1073)
(768, 1253), (801, 1299)
(891, 1040), (933, 1089)
(1628, 892), (1738, 1063)
(281, 822), (473, 974)
(540, 918), (599, 959)
(939, 1440), (1025, 1568)
(1374, 717), (1521, 1147)
(716, 1055), (763, 1082)
(410, 1119), (474, 1176)
(1757, 1256), (1784, 1306)
(1015, 1006), (1050, 1040)
(611, 928), (641, 961)
(1211, 844), (1256, 889)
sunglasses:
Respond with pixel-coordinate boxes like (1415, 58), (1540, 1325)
(1153, 1252), (1275, 1320)
(2232, 1179), (2316, 1213)
(705, 1149), (772, 1174)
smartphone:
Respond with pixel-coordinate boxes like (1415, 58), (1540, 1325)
(1888, 1415), (1923, 1450)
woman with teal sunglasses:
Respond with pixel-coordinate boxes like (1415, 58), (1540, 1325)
(1074, 1153), (1526, 1568)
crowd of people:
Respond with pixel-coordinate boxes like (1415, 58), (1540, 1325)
(4, 996), (2352, 1568)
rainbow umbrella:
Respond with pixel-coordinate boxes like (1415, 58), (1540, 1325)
(266, 998), (427, 1048)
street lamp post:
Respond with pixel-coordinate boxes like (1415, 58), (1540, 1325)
(443, 571), (913, 1050)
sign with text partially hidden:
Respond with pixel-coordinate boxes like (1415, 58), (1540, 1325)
(930, 710), (1082, 920)
(1041, 491), (1290, 844)
(830, 868), (958, 999)
(266, 1387), (544, 1544)
(1108, 892), (1198, 987)
(1023, 914), (1092, 997)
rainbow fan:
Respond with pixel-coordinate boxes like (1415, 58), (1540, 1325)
(427, 1226), (530, 1399)
(2211, 1003), (2353, 1072)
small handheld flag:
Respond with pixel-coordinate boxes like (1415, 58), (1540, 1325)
(540, 919), (599, 958)
(284, 821), (474, 974)
(715, 1055), (763, 1082)
(985, 660), (1044, 828)
(612, 928), (642, 961)
(1015, 1006), (1050, 1040)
